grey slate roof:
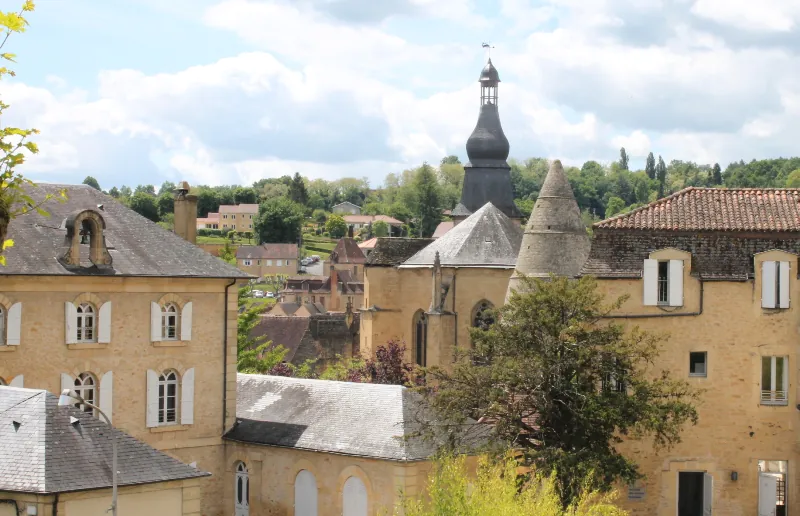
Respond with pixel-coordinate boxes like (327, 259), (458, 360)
(226, 374), (440, 461)
(365, 238), (434, 266)
(3, 183), (248, 278)
(0, 387), (208, 494)
(402, 203), (522, 268)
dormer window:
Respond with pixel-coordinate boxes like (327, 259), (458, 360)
(761, 261), (790, 309)
(643, 259), (683, 307)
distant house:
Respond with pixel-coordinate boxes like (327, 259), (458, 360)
(332, 201), (362, 215)
(249, 311), (358, 365)
(219, 203), (259, 232)
(342, 214), (403, 234)
(432, 220), (455, 239)
(236, 243), (299, 277)
(197, 212), (220, 229)
(358, 237), (378, 258)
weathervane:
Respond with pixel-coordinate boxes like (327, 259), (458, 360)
(482, 42), (494, 59)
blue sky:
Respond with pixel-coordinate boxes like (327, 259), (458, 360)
(7, 0), (800, 189)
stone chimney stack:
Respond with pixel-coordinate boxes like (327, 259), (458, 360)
(506, 160), (590, 300)
(173, 181), (198, 245)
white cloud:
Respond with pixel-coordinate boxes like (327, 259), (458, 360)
(690, 0), (800, 32)
(612, 130), (651, 157)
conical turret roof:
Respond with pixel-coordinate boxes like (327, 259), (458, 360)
(506, 160), (590, 298)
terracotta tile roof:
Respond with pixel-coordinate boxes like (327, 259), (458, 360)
(358, 237), (378, 250)
(236, 243), (298, 260)
(595, 187), (800, 232)
(432, 221), (454, 238)
(219, 204), (259, 214)
(342, 215), (403, 225)
(330, 238), (366, 264)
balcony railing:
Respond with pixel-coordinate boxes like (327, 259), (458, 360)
(761, 390), (788, 405)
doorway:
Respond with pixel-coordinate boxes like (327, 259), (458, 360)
(759, 460), (787, 516)
(678, 471), (712, 516)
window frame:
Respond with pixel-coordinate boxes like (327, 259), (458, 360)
(158, 370), (180, 425)
(235, 462), (249, 515)
(761, 356), (789, 406)
(161, 303), (180, 341)
(689, 352), (707, 378)
(73, 372), (97, 416)
(243, 259), (252, 266)
(657, 261), (669, 305)
(0, 306), (4, 345)
(76, 303), (97, 343)
(413, 310), (427, 367)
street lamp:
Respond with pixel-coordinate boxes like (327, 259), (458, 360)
(58, 389), (118, 516)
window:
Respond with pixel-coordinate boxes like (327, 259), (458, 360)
(677, 472), (712, 516)
(249, 214), (253, 219)
(643, 259), (683, 307)
(353, 266), (358, 277)
(73, 372), (96, 415)
(472, 301), (495, 330)
(602, 364), (626, 393)
(76, 303), (96, 342)
(413, 310), (427, 367)
(161, 303), (179, 340)
(257, 260), (261, 265)
(235, 462), (249, 516)
(295, 470), (318, 516)
(0, 306), (4, 345)
(689, 352), (707, 377)
(158, 371), (179, 424)
(342, 476), (367, 516)
(762, 261), (790, 309)
(277, 259), (283, 266)
(244, 260), (252, 266)
(761, 356), (788, 405)
(223, 224), (228, 228)
(267, 260), (273, 266)
(223, 214), (228, 219)
(758, 460), (787, 515)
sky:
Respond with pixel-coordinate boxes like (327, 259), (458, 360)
(6, 0), (800, 189)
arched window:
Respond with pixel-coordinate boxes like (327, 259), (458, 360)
(342, 476), (367, 516)
(472, 300), (495, 331)
(294, 470), (318, 516)
(161, 303), (179, 340)
(76, 303), (96, 342)
(73, 372), (96, 415)
(158, 370), (179, 424)
(0, 306), (5, 345)
(413, 310), (427, 367)
(235, 462), (249, 516)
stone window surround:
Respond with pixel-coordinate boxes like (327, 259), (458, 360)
(67, 292), (110, 350)
(152, 294), (191, 347)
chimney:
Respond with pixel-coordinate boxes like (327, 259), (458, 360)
(174, 181), (198, 244)
(329, 262), (340, 311)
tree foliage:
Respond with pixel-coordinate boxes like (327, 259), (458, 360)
(645, 152), (656, 180)
(288, 172), (308, 206)
(618, 147), (629, 171)
(325, 214), (348, 239)
(399, 454), (627, 516)
(254, 197), (304, 244)
(128, 191), (159, 222)
(412, 162), (442, 238)
(372, 219), (389, 237)
(236, 286), (289, 374)
(82, 176), (101, 190)
(418, 275), (699, 507)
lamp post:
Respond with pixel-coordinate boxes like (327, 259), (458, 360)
(58, 389), (117, 516)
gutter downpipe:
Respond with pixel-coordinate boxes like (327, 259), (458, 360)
(223, 278), (238, 433)
(601, 279), (704, 319)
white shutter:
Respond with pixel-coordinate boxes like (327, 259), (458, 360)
(150, 302), (162, 342)
(6, 302), (21, 346)
(9, 375), (23, 388)
(643, 259), (658, 306)
(758, 474), (777, 516)
(668, 259), (684, 307)
(703, 473), (713, 516)
(181, 302), (193, 342)
(98, 301), (112, 344)
(65, 302), (78, 344)
(762, 261), (777, 308)
(100, 371), (113, 423)
(61, 373), (74, 397)
(779, 261), (790, 309)
(146, 369), (159, 428)
(181, 367), (195, 425)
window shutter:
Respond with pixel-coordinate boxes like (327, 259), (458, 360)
(668, 260), (684, 307)
(181, 302), (193, 341)
(643, 259), (658, 306)
(6, 302), (21, 345)
(65, 302), (78, 344)
(61, 373), (74, 396)
(9, 375), (23, 388)
(146, 369), (159, 428)
(100, 371), (113, 423)
(98, 301), (112, 344)
(779, 261), (791, 308)
(762, 261), (777, 308)
(181, 367), (195, 425)
(150, 302), (162, 342)
(703, 473), (713, 516)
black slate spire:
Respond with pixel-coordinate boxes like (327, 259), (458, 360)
(453, 59), (521, 222)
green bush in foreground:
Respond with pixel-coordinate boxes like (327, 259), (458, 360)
(398, 454), (627, 516)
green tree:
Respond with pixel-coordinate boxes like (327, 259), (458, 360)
(135, 184), (156, 196)
(618, 147), (629, 171)
(440, 155), (461, 165)
(158, 181), (176, 195)
(412, 163), (442, 238)
(419, 275), (699, 507)
(312, 209), (328, 228)
(156, 192), (174, 217)
(254, 197), (304, 243)
(787, 169), (800, 188)
(605, 196), (626, 217)
(288, 172), (308, 205)
(399, 454), (627, 516)
(129, 191), (159, 222)
(108, 187), (120, 198)
(325, 214), (348, 239)
(372, 220), (389, 237)
(645, 152), (656, 180)
(236, 287), (289, 373)
(233, 186), (258, 204)
(219, 241), (236, 265)
(712, 163), (722, 185)
(656, 155), (667, 198)
(82, 176), (101, 190)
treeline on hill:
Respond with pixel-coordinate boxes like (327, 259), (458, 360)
(82, 150), (800, 240)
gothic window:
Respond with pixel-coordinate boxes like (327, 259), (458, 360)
(294, 470), (318, 516)
(158, 370), (179, 424)
(413, 310), (427, 367)
(342, 476), (367, 516)
(472, 300), (495, 330)
(76, 303), (96, 342)
(73, 372), (96, 415)
(235, 462), (249, 516)
(161, 303), (179, 340)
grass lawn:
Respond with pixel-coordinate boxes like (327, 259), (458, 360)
(302, 235), (338, 259)
(241, 298), (276, 312)
(197, 235), (256, 245)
